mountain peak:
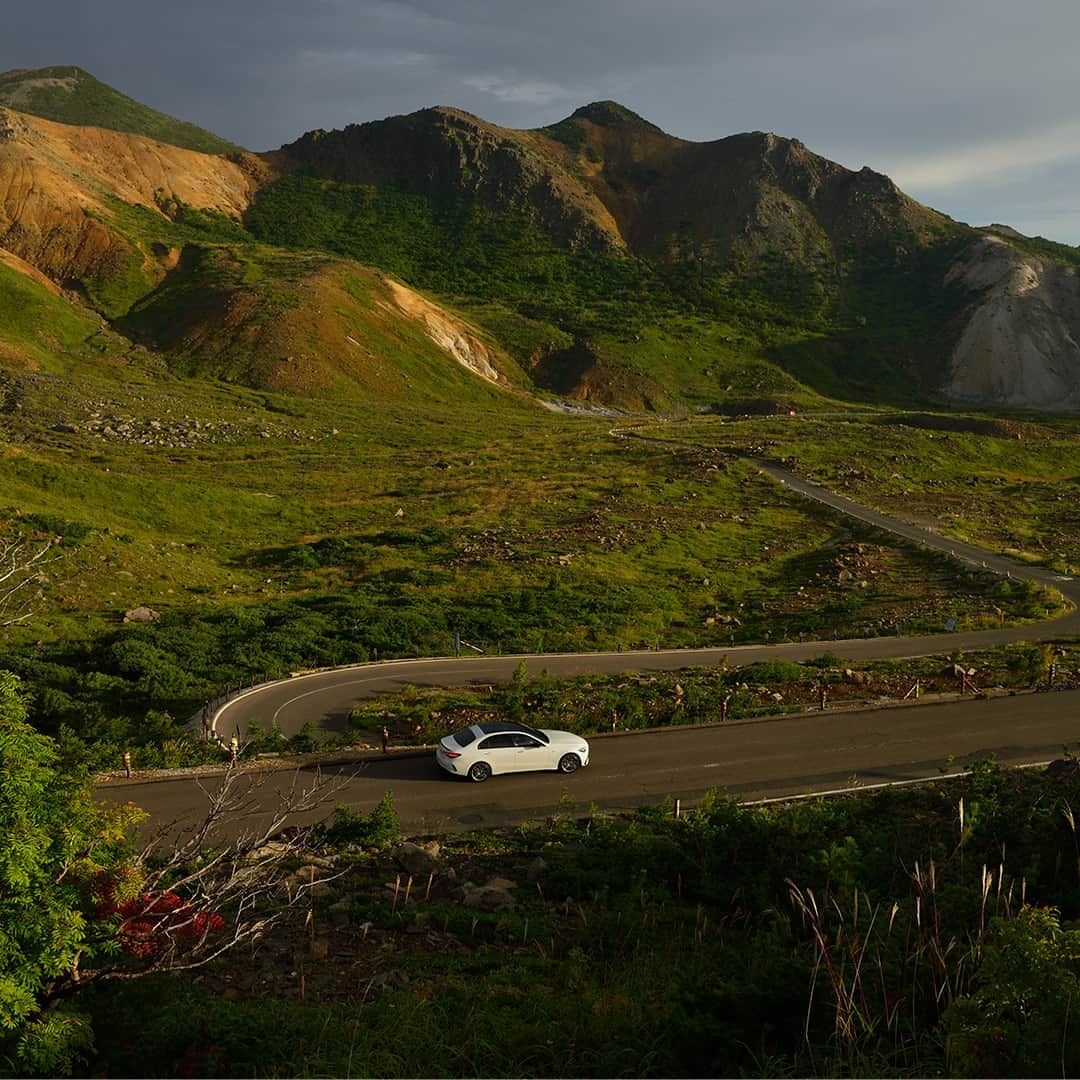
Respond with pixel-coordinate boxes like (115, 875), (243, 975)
(0, 64), (239, 154)
(568, 101), (658, 130)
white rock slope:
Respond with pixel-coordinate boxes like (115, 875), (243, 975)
(945, 236), (1080, 411)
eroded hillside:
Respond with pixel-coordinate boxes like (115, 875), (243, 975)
(0, 105), (264, 310)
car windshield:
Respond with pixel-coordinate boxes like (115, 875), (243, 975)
(451, 727), (477, 748)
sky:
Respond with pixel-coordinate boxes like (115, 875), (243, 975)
(3, 0), (1079, 244)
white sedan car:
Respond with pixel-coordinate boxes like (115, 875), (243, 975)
(436, 721), (590, 782)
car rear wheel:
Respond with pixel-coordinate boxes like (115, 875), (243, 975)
(558, 753), (581, 774)
(468, 761), (492, 783)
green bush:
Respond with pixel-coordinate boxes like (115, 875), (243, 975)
(317, 792), (399, 848)
(735, 658), (807, 685)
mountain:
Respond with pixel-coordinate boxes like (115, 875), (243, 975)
(1, 69), (1079, 410)
(251, 100), (1080, 410)
(252, 101), (974, 405)
(0, 65), (239, 154)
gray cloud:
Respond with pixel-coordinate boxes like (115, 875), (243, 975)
(2, 0), (1078, 241)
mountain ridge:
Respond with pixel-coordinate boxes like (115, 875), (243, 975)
(1, 67), (1079, 410)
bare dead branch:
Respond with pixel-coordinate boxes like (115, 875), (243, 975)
(0, 534), (66, 626)
(57, 765), (354, 998)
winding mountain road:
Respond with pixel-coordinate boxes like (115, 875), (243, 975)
(209, 460), (1080, 741)
(97, 461), (1080, 835)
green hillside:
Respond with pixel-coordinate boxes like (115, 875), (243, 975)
(0, 259), (115, 372)
(245, 171), (972, 407)
(0, 65), (240, 153)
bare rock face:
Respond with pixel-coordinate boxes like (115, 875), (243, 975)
(945, 237), (1080, 410)
(381, 279), (503, 383)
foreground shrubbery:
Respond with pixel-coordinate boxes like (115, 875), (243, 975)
(0, 672), (355, 1079)
(76, 759), (1080, 1078)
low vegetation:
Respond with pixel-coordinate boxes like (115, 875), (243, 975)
(648, 412), (1080, 575)
(342, 642), (1077, 753)
(2, 363), (1067, 772)
(69, 758), (1080, 1078)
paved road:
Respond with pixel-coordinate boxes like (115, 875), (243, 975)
(102, 688), (1080, 840)
(210, 461), (1080, 741)
(95, 459), (1080, 840)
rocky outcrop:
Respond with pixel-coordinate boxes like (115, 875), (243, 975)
(529, 339), (668, 409)
(945, 236), (1080, 410)
(274, 106), (623, 252)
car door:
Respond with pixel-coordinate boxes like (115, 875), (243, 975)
(506, 731), (553, 771)
(475, 733), (520, 774)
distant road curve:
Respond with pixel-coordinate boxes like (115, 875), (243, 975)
(210, 462), (1079, 741)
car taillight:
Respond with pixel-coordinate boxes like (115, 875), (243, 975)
(443, 749), (461, 758)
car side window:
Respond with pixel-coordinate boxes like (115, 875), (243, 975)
(511, 733), (542, 748)
(478, 734), (517, 750)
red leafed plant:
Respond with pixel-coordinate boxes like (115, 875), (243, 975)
(116, 894), (226, 959)
(93, 874), (225, 959)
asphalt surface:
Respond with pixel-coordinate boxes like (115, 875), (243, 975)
(100, 688), (1080, 841)
(209, 460), (1080, 741)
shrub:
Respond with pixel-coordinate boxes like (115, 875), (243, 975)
(735, 659), (806, 686)
(318, 792), (399, 848)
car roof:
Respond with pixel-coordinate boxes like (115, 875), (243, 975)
(475, 721), (536, 735)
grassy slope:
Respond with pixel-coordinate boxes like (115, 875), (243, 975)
(244, 174), (976, 409)
(1, 332), (1071, 768)
(118, 243), (531, 398)
(0, 65), (239, 153)
(650, 411), (1080, 575)
(0, 260), (115, 371)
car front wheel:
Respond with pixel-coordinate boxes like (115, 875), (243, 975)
(468, 761), (492, 783)
(558, 753), (581, 774)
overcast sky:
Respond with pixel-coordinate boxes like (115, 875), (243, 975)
(4, 0), (1079, 243)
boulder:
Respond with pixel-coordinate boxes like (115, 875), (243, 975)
(392, 841), (441, 879)
(286, 865), (338, 899)
(460, 880), (516, 912)
(123, 605), (160, 623)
